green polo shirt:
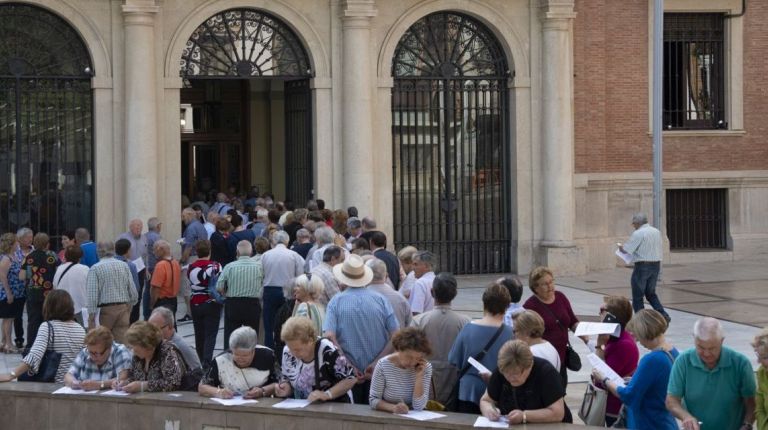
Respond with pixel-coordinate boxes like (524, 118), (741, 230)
(217, 256), (263, 298)
(668, 346), (756, 430)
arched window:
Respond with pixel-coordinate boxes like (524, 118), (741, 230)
(0, 3), (94, 238)
(392, 12), (511, 274)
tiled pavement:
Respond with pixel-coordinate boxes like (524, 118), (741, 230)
(1, 259), (766, 422)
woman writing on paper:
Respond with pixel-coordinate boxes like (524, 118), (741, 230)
(592, 309), (678, 430)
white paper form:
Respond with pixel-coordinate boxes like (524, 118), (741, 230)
(574, 322), (621, 337)
(272, 398), (312, 409)
(396, 411), (446, 421)
(210, 396), (258, 406)
(132, 257), (145, 273)
(587, 353), (626, 387)
(52, 386), (100, 395)
(101, 389), (131, 396)
(615, 248), (633, 264)
(468, 357), (491, 374)
(474, 416), (509, 428)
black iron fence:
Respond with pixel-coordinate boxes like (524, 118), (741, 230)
(666, 188), (728, 250)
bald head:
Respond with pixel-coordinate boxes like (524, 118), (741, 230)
(128, 219), (143, 237)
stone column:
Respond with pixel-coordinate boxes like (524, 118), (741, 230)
(122, 2), (159, 223)
(340, 0), (377, 216)
(539, 1), (586, 274)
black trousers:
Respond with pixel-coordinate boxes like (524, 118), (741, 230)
(191, 300), (222, 367)
(25, 293), (44, 348)
(223, 297), (261, 351)
(13, 297), (25, 346)
(129, 270), (146, 324)
(351, 379), (371, 405)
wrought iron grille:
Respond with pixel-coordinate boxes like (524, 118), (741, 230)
(663, 13), (725, 130)
(666, 188), (727, 250)
(284, 79), (313, 204)
(0, 4), (94, 240)
(181, 8), (312, 78)
(392, 12), (511, 274)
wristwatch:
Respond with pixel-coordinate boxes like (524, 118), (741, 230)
(522, 410), (527, 424)
(324, 390), (333, 400)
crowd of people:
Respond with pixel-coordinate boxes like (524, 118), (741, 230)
(0, 192), (765, 430)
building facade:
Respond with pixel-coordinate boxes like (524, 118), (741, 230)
(0, 0), (763, 276)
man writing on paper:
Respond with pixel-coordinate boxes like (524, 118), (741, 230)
(618, 213), (670, 323)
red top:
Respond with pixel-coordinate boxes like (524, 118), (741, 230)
(603, 330), (639, 415)
(523, 291), (579, 364)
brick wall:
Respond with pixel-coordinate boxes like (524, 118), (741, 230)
(573, 0), (768, 173)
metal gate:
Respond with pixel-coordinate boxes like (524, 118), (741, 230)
(0, 4), (94, 238)
(284, 79), (313, 204)
(666, 188), (727, 250)
(391, 12), (512, 274)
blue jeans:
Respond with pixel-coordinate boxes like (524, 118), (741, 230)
(262, 286), (285, 349)
(631, 262), (669, 319)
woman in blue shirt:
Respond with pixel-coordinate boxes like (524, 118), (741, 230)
(592, 309), (678, 430)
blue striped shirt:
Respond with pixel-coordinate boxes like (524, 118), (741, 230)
(624, 223), (663, 262)
(323, 288), (399, 371)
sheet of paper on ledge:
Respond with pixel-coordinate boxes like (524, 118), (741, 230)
(272, 398), (312, 409)
(474, 416), (509, 428)
(210, 396), (258, 406)
(575, 322), (621, 337)
(615, 248), (633, 264)
(52, 386), (99, 395)
(468, 356), (491, 374)
(587, 353), (626, 387)
(101, 389), (131, 396)
(396, 410), (446, 421)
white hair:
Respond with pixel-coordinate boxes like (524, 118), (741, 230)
(693, 317), (724, 341)
(229, 326), (258, 350)
(236, 240), (253, 257)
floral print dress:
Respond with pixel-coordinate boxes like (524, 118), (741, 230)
(280, 338), (355, 400)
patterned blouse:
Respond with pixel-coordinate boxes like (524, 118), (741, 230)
(22, 249), (60, 298)
(127, 341), (184, 392)
(0, 254), (25, 299)
(280, 338), (355, 400)
(201, 347), (277, 394)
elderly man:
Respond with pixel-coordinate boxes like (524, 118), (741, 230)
(143, 217), (163, 320)
(666, 317), (756, 430)
(619, 212), (670, 322)
(290, 228), (313, 259)
(359, 216), (380, 243)
(115, 239), (141, 324)
(345, 216), (362, 245)
(366, 258), (412, 328)
(150, 240), (181, 320)
(369, 231), (401, 290)
(204, 211), (219, 239)
(218, 240), (263, 350)
(304, 226), (337, 273)
(310, 245), (343, 304)
(64, 326), (132, 391)
(117, 220), (147, 324)
(180, 207), (208, 322)
(261, 230), (304, 348)
(75, 227), (98, 267)
(408, 250), (436, 315)
(148, 307), (201, 371)
(323, 254), (399, 404)
(413, 273), (470, 405)
(210, 192), (232, 216)
(86, 241), (138, 342)
(248, 208), (269, 238)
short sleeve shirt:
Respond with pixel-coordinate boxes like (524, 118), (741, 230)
(151, 259), (181, 299)
(487, 357), (572, 422)
(22, 249), (60, 296)
(68, 342), (133, 381)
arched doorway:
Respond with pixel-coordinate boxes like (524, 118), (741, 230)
(0, 3), (94, 238)
(179, 8), (313, 204)
(391, 12), (512, 274)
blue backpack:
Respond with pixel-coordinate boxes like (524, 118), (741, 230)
(206, 264), (226, 304)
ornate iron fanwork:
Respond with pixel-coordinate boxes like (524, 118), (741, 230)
(181, 8), (312, 78)
(0, 4), (94, 239)
(0, 3), (93, 77)
(393, 12), (508, 78)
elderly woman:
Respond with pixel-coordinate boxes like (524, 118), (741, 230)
(0, 290), (85, 383)
(0, 233), (25, 353)
(754, 328), (768, 430)
(116, 321), (185, 393)
(448, 283), (514, 413)
(64, 326), (132, 390)
(511, 310), (560, 371)
(199, 326), (277, 399)
(523, 266), (583, 385)
(187, 239), (222, 366)
(480, 340), (572, 424)
(592, 309), (678, 430)
(396, 246), (418, 299)
(370, 327), (433, 413)
(292, 274), (325, 334)
(274, 316), (356, 402)
(594, 295), (639, 425)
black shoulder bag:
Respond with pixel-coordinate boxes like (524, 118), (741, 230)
(539, 304), (582, 371)
(444, 324), (507, 412)
(18, 321), (62, 382)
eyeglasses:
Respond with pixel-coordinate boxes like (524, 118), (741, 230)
(88, 347), (109, 357)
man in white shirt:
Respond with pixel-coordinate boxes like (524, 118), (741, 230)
(408, 250), (436, 315)
(619, 212), (670, 322)
(52, 245), (90, 326)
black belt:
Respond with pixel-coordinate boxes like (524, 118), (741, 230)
(634, 261), (660, 265)
(99, 302), (127, 307)
(226, 297), (260, 301)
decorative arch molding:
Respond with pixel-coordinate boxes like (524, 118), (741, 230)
(165, 0), (329, 80)
(0, 0), (112, 84)
(377, 0), (528, 83)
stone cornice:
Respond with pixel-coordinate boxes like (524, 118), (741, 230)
(538, 0), (576, 21)
(341, 0), (377, 19)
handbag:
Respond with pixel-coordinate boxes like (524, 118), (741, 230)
(539, 303), (582, 371)
(18, 321), (62, 382)
(171, 344), (203, 391)
(578, 382), (608, 426)
(444, 324), (507, 412)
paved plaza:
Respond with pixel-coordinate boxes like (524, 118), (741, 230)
(1, 259), (765, 421)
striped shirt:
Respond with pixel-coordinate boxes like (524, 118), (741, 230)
(67, 341), (133, 382)
(369, 355), (432, 411)
(261, 244), (304, 287)
(23, 320), (86, 383)
(217, 256), (263, 298)
(624, 223), (663, 262)
(86, 257), (139, 315)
